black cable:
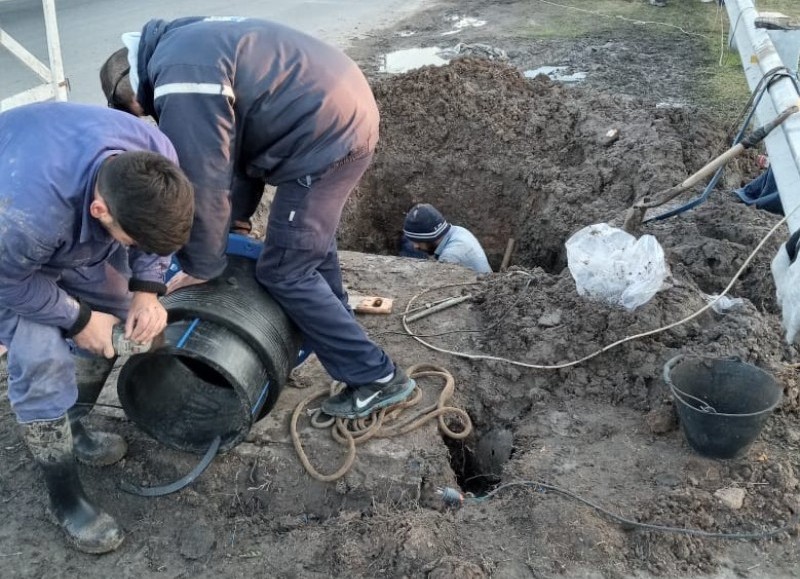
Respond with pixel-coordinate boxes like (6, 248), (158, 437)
(724, 66), (796, 140)
(119, 435), (221, 497)
(465, 481), (799, 540)
(73, 402), (124, 410)
(73, 405), (220, 497)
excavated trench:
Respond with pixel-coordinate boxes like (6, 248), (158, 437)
(337, 58), (797, 495)
(340, 59), (780, 283)
(339, 58), (787, 314)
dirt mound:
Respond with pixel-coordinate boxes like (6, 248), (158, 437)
(343, 56), (796, 417)
(342, 58), (758, 271)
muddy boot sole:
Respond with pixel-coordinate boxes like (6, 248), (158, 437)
(74, 430), (128, 467)
(49, 508), (125, 554)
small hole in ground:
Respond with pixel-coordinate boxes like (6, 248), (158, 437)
(443, 426), (515, 495)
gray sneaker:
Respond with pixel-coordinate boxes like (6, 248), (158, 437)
(321, 368), (416, 419)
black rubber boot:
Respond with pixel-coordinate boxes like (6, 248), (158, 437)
(68, 355), (127, 467)
(21, 416), (124, 554)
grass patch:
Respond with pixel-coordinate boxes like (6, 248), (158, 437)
(694, 0), (798, 120)
(510, 0), (721, 39)
(695, 6), (750, 120)
(751, 0), (799, 17)
(697, 47), (750, 122)
(509, 1), (795, 120)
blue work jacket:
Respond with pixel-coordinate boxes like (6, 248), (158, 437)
(0, 102), (178, 331)
(134, 17), (380, 279)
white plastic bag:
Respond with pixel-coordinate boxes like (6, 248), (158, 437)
(702, 293), (747, 314)
(565, 223), (670, 310)
(771, 243), (800, 343)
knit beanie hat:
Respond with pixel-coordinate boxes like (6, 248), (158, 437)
(403, 203), (451, 242)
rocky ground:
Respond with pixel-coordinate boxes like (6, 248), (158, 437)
(3, 0), (800, 577)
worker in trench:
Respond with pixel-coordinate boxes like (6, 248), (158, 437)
(401, 203), (493, 273)
(0, 102), (194, 553)
(100, 17), (417, 420)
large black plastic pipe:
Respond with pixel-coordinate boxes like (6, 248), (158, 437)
(117, 256), (302, 453)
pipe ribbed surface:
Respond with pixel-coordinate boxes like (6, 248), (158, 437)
(117, 256), (302, 453)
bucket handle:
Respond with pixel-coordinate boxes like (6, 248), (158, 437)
(663, 355), (719, 414)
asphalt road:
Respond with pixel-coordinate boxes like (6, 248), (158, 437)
(1, 0), (431, 104)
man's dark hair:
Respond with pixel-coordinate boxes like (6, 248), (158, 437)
(97, 152), (194, 255)
(100, 48), (137, 113)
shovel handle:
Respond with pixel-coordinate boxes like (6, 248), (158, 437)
(677, 144), (745, 191)
(636, 144), (745, 210)
(635, 103), (799, 211)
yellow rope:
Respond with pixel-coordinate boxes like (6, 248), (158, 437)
(290, 364), (472, 482)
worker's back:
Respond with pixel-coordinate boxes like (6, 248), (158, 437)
(435, 226), (492, 273)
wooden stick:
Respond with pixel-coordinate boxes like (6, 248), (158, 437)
(500, 238), (516, 271)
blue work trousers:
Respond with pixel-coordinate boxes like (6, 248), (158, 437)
(735, 168), (784, 215)
(0, 249), (130, 423)
(255, 152), (394, 385)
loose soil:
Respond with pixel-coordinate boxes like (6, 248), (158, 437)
(3, 1), (800, 578)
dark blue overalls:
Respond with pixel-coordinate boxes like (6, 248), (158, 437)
(134, 17), (395, 386)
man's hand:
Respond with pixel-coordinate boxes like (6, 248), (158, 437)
(166, 271), (208, 295)
(126, 291), (168, 343)
(73, 311), (121, 358)
(771, 229), (800, 343)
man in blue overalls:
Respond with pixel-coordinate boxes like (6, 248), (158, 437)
(100, 17), (416, 419)
(0, 102), (194, 553)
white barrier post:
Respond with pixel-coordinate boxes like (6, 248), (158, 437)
(42, 0), (68, 102)
(0, 0), (68, 111)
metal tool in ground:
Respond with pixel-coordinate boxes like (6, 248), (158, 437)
(622, 102), (800, 234)
(111, 323), (153, 356)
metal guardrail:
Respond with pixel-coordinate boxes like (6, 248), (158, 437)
(0, 0), (68, 111)
(725, 0), (800, 231)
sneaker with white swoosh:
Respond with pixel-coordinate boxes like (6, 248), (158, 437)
(321, 367), (416, 419)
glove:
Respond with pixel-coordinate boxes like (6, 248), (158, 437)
(771, 228), (800, 343)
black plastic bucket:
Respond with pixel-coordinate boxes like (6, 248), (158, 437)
(117, 256), (302, 453)
(663, 356), (782, 459)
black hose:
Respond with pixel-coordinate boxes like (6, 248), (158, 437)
(440, 481), (800, 540)
(119, 435), (221, 497)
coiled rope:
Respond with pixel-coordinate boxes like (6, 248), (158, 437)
(291, 364), (472, 481)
